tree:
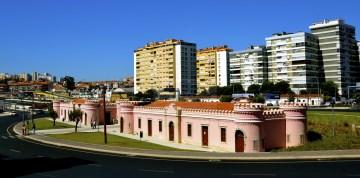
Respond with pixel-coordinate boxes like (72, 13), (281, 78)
(261, 81), (275, 93)
(63, 76), (75, 91)
(274, 80), (291, 94)
(320, 81), (338, 101)
(252, 95), (265, 103)
(288, 90), (295, 102)
(247, 84), (261, 95)
(144, 89), (158, 101)
(69, 109), (83, 132)
(219, 95), (233, 102)
(232, 83), (245, 94)
(354, 92), (360, 104)
(48, 107), (58, 126)
(198, 89), (209, 96)
(299, 90), (309, 94)
(209, 86), (221, 95)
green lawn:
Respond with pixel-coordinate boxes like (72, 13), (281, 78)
(280, 110), (360, 151)
(33, 118), (75, 130)
(46, 132), (184, 151)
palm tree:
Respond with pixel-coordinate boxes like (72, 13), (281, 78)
(69, 109), (83, 132)
(48, 107), (58, 126)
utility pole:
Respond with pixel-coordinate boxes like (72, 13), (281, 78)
(102, 86), (107, 144)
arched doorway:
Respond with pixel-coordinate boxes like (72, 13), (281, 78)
(235, 130), (245, 152)
(84, 113), (87, 125)
(120, 117), (124, 133)
(169, 122), (174, 141)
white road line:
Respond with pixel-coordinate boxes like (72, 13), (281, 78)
(139, 169), (174, 174)
(9, 149), (21, 153)
(88, 163), (102, 167)
(1, 136), (8, 139)
(231, 173), (276, 176)
(9, 135), (15, 138)
(35, 173), (56, 177)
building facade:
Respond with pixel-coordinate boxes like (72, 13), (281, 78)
(134, 39), (197, 95)
(266, 32), (320, 93)
(310, 19), (360, 97)
(19, 73), (32, 82)
(358, 41), (360, 61)
(32, 72), (38, 81)
(230, 46), (268, 91)
(196, 45), (232, 93)
(53, 100), (307, 153)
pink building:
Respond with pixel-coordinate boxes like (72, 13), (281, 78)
(53, 100), (307, 152)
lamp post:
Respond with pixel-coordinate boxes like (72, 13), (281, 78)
(20, 94), (25, 125)
(97, 104), (100, 132)
(317, 67), (324, 108)
(102, 86), (107, 144)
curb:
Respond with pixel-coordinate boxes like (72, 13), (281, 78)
(12, 122), (360, 161)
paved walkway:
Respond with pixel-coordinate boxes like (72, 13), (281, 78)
(12, 119), (360, 161)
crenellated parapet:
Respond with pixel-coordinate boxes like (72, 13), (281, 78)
(280, 102), (307, 120)
(182, 108), (234, 117)
(234, 103), (264, 121)
(234, 103), (264, 110)
(134, 106), (165, 112)
(263, 108), (285, 120)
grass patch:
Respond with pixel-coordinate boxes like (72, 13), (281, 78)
(46, 132), (184, 151)
(277, 110), (360, 152)
(32, 118), (75, 130)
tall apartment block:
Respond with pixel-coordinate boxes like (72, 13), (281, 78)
(32, 72), (38, 81)
(310, 19), (360, 97)
(196, 45), (232, 93)
(134, 39), (197, 95)
(19, 73), (32, 81)
(265, 32), (320, 93)
(229, 46), (268, 91)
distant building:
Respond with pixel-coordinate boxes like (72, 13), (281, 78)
(310, 19), (360, 96)
(266, 32), (320, 93)
(196, 45), (232, 93)
(230, 46), (268, 91)
(134, 39), (197, 95)
(19, 73), (32, 81)
(32, 72), (38, 81)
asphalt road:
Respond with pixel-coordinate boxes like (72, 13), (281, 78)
(1, 113), (360, 178)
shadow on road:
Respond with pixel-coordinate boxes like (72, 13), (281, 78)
(0, 154), (95, 178)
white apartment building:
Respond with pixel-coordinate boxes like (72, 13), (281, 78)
(310, 19), (360, 97)
(134, 39), (197, 95)
(229, 46), (268, 91)
(266, 32), (320, 93)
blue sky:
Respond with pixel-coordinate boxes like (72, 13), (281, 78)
(1, 0), (359, 81)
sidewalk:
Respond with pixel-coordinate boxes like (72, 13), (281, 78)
(12, 120), (360, 161)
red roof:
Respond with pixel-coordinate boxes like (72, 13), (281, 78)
(147, 101), (234, 110)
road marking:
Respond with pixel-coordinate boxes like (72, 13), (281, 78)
(1, 136), (8, 139)
(209, 159), (221, 162)
(231, 173), (276, 176)
(88, 163), (102, 167)
(9, 135), (16, 138)
(35, 173), (56, 177)
(139, 169), (174, 174)
(9, 149), (21, 153)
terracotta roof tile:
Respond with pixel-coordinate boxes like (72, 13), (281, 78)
(72, 99), (86, 104)
(147, 101), (234, 110)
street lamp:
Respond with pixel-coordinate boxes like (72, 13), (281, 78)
(97, 104), (100, 132)
(317, 67), (324, 108)
(102, 86), (107, 144)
